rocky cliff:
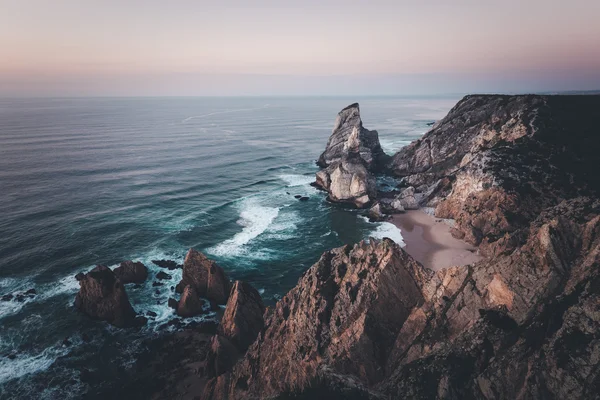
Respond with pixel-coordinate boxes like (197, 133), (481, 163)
(389, 94), (600, 256)
(122, 95), (600, 400)
(193, 95), (600, 400)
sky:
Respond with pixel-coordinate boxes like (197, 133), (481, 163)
(1, 0), (599, 96)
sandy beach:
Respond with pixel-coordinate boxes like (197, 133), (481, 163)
(392, 210), (481, 271)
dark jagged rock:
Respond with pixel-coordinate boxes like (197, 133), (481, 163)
(317, 103), (388, 171)
(176, 249), (231, 305)
(73, 265), (141, 328)
(1, 294), (13, 301)
(113, 260), (148, 284)
(177, 285), (205, 318)
(156, 271), (172, 280)
(167, 297), (178, 310)
(299, 196), (309, 201)
(151, 259), (182, 270)
(217, 281), (265, 351)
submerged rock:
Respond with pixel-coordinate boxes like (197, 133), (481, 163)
(176, 249), (231, 305)
(151, 259), (182, 270)
(156, 271), (171, 280)
(74, 265), (141, 328)
(113, 260), (148, 284)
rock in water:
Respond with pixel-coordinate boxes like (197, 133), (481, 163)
(218, 281), (265, 351)
(112, 260), (148, 284)
(74, 265), (139, 327)
(176, 249), (231, 305)
(315, 128), (377, 208)
(177, 285), (205, 318)
(317, 103), (387, 171)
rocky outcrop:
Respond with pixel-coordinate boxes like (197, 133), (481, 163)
(317, 103), (388, 171)
(74, 265), (142, 328)
(195, 95), (600, 400)
(315, 117), (378, 208)
(113, 260), (148, 284)
(389, 94), (600, 255)
(217, 281), (265, 351)
(216, 239), (429, 398)
(176, 249), (231, 305)
(177, 285), (206, 318)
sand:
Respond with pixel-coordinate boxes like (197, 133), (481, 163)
(392, 210), (481, 271)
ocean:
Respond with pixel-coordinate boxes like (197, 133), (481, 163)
(0, 96), (459, 398)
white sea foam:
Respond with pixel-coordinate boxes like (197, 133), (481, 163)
(0, 345), (72, 384)
(278, 174), (314, 187)
(359, 216), (405, 247)
(370, 221), (406, 246)
(209, 198), (280, 257)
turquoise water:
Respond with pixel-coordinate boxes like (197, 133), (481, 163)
(0, 96), (458, 398)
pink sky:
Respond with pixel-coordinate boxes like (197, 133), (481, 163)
(1, 0), (599, 95)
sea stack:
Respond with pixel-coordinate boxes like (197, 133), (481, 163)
(314, 103), (386, 208)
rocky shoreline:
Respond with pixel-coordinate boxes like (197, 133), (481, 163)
(73, 94), (600, 399)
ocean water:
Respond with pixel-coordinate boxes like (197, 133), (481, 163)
(0, 96), (458, 398)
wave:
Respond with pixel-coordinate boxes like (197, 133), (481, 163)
(278, 174), (315, 187)
(208, 198), (280, 258)
(359, 216), (405, 247)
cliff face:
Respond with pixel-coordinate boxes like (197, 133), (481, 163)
(138, 95), (600, 400)
(390, 95), (600, 255)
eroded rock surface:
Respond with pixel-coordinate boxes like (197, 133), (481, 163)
(113, 260), (148, 284)
(317, 103), (388, 171)
(176, 249), (231, 305)
(315, 112), (379, 208)
(217, 281), (265, 351)
(74, 265), (141, 328)
(389, 95), (600, 255)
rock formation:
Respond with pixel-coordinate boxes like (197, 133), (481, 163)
(113, 260), (148, 284)
(314, 112), (379, 208)
(389, 94), (600, 255)
(317, 103), (388, 171)
(177, 285), (206, 318)
(74, 265), (142, 328)
(97, 95), (600, 399)
(176, 249), (231, 305)
(217, 281), (265, 351)
(195, 95), (600, 400)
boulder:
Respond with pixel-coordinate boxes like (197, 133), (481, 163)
(218, 281), (265, 351)
(367, 202), (388, 222)
(74, 265), (140, 328)
(317, 103), (387, 171)
(177, 285), (205, 318)
(151, 259), (182, 270)
(393, 186), (419, 210)
(176, 249), (231, 305)
(156, 271), (171, 280)
(113, 261), (148, 284)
